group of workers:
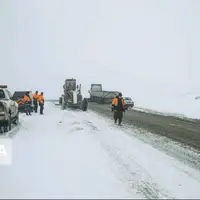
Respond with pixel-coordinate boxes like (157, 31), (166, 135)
(111, 92), (126, 126)
(23, 91), (44, 116)
(24, 90), (124, 123)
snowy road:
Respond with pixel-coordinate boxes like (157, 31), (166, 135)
(1, 103), (200, 199)
(89, 102), (200, 150)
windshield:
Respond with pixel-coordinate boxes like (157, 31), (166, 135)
(65, 80), (76, 90)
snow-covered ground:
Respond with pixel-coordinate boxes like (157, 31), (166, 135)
(1, 102), (200, 199)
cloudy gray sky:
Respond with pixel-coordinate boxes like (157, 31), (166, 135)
(1, 0), (200, 98)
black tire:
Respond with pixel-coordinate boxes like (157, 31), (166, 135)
(127, 106), (132, 110)
(82, 105), (87, 111)
(4, 114), (11, 132)
(81, 98), (88, 111)
(13, 112), (19, 125)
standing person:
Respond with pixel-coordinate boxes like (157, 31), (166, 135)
(111, 95), (119, 121)
(111, 93), (126, 126)
(33, 91), (39, 113)
(38, 92), (44, 115)
(24, 91), (32, 116)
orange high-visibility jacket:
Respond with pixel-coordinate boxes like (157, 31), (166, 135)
(112, 97), (125, 106)
(33, 93), (39, 100)
(24, 95), (31, 103)
(38, 95), (44, 104)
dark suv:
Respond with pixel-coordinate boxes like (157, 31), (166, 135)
(12, 91), (33, 113)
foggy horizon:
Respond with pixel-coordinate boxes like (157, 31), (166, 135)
(1, 0), (200, 99)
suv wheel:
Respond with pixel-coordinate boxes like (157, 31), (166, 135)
(128, 106), (132, 110)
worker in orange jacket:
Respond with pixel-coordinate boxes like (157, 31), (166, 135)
(38, 92), (44, 115)
(24, 91), (32, 116)
(33, 91), (39, 113)
(111, 93), (125, 126)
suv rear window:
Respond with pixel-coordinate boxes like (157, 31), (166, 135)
(13, 91), (26, 99)
(0, 90), (5, 99)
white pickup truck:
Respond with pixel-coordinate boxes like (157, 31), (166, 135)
(0, 85), (19, 132)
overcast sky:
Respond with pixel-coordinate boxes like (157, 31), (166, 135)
(1, 0), (200, 98)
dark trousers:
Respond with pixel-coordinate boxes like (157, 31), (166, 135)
(33, 100), (38, 113)
(39, 103), (44, 114)
(25, 103), (31, 116)
(114, 110), (123, 125)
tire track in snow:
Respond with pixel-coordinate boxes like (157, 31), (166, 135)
(90, 109), (200, 179)
(76, 115), (170, 198)
(96, 130), (172, 199)
(102, 144), (171, 199)
(56, 109), (93, 134)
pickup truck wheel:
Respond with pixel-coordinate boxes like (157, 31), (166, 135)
(13, 113), (19, 125)
(4, 115), (11, 132)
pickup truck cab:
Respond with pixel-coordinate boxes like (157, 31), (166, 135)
(0, 85), (19, 132)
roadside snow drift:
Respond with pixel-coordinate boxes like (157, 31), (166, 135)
(0, 102), (200, 199)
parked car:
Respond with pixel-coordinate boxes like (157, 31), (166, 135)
(123, 97), (134, 110)
(0, 85), (19, 132)
(12, 91), (33, 113)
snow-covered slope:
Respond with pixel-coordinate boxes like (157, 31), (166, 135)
(1, 102), (200, 198)
(132, 92), (200, 119)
